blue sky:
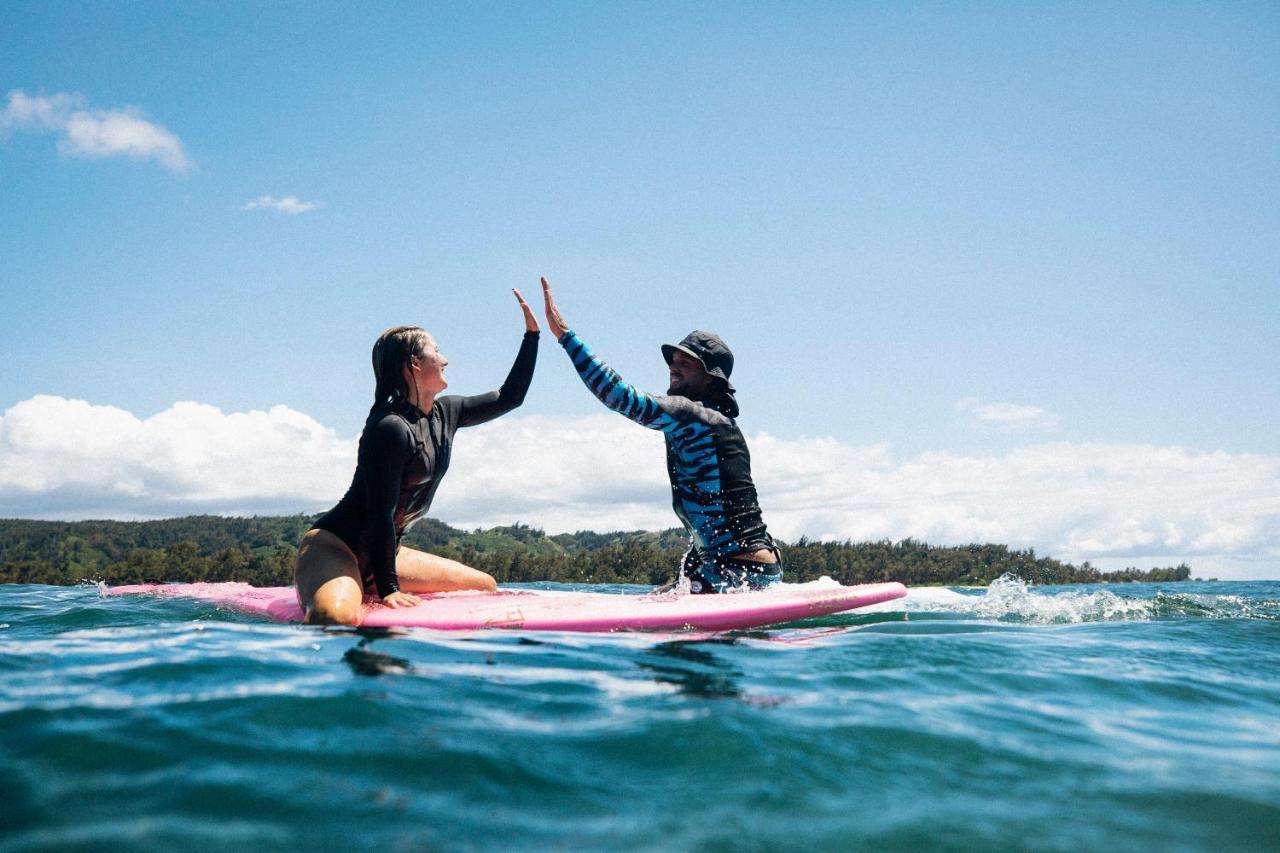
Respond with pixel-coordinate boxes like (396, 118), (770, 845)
(2, 2), (1277, 578)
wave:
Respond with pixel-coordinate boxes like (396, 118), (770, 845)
(890, 573), (1280, 624)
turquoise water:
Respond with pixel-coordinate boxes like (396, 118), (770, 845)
(1, 577), (1278, 852)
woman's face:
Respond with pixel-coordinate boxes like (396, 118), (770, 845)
(409, 339), (449, 398)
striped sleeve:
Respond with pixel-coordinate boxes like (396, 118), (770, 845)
(559, 330), (673, 431)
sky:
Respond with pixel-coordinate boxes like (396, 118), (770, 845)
(1, 1), (1277, 579)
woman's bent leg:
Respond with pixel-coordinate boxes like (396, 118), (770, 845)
(394, 546), (497, 593)
(295, 529), (364, 625)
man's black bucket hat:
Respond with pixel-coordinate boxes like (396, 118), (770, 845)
(662, 330), (735, 392)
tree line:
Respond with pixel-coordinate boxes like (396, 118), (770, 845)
(0, 515), (1191, 587)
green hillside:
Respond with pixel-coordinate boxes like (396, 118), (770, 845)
(0, 516), (1191, 587)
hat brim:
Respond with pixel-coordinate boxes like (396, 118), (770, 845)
(661, 343), (735, 392)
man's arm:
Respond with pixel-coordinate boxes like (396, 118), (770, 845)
(557, 328), (670, 429)
(543, 276), (672, 429)
(542, 276), (729, 430)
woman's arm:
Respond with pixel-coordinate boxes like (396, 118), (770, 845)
(455, 338), (539, 428)
(453, 290), (540, 428)
(360, 415), (414, 599)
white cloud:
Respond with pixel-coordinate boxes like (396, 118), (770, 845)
(2, 396), (1277, 579)
(444, 420), (1279, 578)
(956, 397), (1059, 431)
(0, 395), (352, 517)
(241, 195), (320, 215)
(2, 89), (190, 173)
(60, 108), (189, 172)
(1, 90), (79, 130)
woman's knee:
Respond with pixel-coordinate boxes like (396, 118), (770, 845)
(440, 564), (496, 592)
(436, 560), (496, 591)
(395, 550), (498, 593)
(304, 599), (361, 626)
(304, 576), (364, 626)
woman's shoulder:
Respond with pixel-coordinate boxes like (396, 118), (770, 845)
(433, 395), (467, 419)
(362, 407), (417, 448)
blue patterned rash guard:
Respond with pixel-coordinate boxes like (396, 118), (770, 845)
(558, 329), (778, 587)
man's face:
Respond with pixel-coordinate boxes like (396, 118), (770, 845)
(667, 350), (713, 398)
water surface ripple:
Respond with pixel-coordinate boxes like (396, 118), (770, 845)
(1, 578), (1277, 852)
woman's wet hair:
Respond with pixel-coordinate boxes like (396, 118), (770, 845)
(370, 325), (434, 416)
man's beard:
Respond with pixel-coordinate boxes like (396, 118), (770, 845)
(668, 379), (700, 398)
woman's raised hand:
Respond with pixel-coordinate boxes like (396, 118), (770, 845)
(541, 276), (569, 339)
(513, 289), (539, 333)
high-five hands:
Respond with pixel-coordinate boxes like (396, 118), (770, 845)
(541, 276), (569, 339)
(513, 289), (539, 333)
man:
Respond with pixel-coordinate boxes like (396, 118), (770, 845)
(541, 277), (781, 593)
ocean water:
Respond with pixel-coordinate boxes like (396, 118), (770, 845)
(1, 577), (1277, 852)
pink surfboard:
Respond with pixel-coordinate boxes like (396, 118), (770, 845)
(108, 581), (907, 632)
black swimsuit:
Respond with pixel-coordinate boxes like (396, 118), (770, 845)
(313, 331), (538, 597)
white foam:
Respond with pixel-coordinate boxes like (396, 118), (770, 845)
(906, 577), (1277, 622)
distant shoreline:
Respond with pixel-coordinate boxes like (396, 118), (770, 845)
(0, 515), (1192, 587)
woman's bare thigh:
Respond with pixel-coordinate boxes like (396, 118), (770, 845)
(294, 529), (364, 624)
(394, 546), (497, 593)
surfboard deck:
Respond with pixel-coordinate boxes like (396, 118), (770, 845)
(108, 580), (907, 632)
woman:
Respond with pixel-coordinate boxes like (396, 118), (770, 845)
(295, 289), (539, 624)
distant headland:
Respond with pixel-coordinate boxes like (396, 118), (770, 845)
(0, 516), (1192, 587)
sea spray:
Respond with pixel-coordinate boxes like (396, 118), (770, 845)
(893, 573), (1280, 624)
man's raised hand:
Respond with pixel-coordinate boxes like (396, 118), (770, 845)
(541, 276), (569, 339)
